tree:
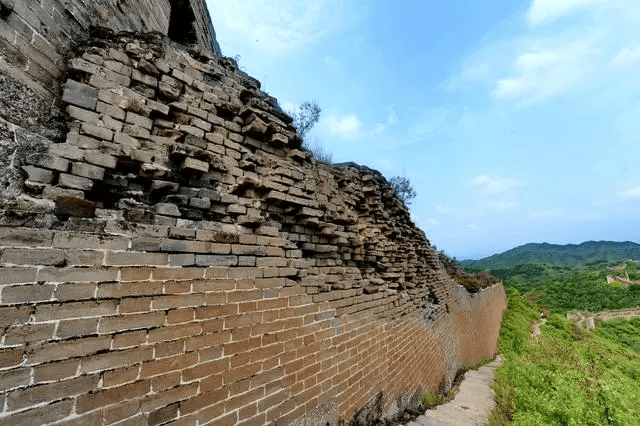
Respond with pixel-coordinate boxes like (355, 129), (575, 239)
(389, 176), (417, 206)
(289, 100), (333, 163)
(290, 100), (321, 142)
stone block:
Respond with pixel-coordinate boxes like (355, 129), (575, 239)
(27, 153), (69, 172)
(58, 173), (93, 191)
(49, 143), (85, 161)
(62, 79), (98, 110)
(132, 69), (158, 87)
(195, 255), (238, 267)
(81, 123), (114, 142)
(189, 197), (211, 209)
(154, 203), (181, 217)
(180, 157), (209, 173)
(125, 111), (153, 130)
(54, 196), (96, 218)
(67, 133), (101, 150)
(71, 162), (105, 180)
(21, 165), (53, 184)
(109, 48), (133, 66)
(84, 151), (117, 169)
(67, 105), (101, 123)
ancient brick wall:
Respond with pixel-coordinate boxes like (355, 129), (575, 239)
(0, 27), (505, 426)
(0, 0), (220, 103)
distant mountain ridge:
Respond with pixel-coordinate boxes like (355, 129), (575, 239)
(459, 241), (640, 269)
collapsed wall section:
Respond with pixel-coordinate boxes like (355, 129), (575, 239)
(0, 0), (220, 103)
(0, 31), (505, 425)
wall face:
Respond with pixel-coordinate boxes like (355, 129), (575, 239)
(0, 28), (505, 426)
(0, 0), (219, 103)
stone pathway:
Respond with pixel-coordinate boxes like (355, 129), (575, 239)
(407, 356), (503, 426)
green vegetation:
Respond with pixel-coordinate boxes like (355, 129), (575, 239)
(480, 263), (640, 313)
(489, 290), (640, 425)
(389, 176), (417, 206)
(422, 389), (455, 409)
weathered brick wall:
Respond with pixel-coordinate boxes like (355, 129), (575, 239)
(0, 0), (220, 103)
(0, 29), (506, 426)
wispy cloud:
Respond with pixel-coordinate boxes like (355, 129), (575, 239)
(617, 186), (640, 200)
(325, 114), (362, 139)
(471, 175), (522, 194)
(494, 34), (600, 102)
(447, 0), (640, 104)
(611, 43), (640, 68)
(206, 0), (349, 54)
(527, 0), (608, 27)
(324, 55), (341, 72)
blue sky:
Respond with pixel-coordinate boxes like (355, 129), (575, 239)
(206, 0), (640, 259)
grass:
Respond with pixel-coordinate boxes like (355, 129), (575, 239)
(489, 289), (640, 425)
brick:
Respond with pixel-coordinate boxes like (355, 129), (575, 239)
(132, 69), (158, 87)
(65, 250), (105, 266)
(99, 312), (165, 333)
(67, 132), (100, 149)
(53, 232), (129, 250)
(0, 227), (53, 247)
(154, 203), (181, 217)
(84, 150), (117, 168)
(5, 323), (55, 345)
(126, 111), (153, 129)
(63, 79), (98, 110)
(58, 173), (92, 190)
(21, 165), (53, 183)
(0, 368), (31, 392)
(0, 399), (73, 426)
(37, 266), (118, 283)
(27, 336), (110, 365)
(113, 330), (148, 349)
(149, 402), (179, 426)
(105, 251), (169, 266)
(26, 152), (69, 172)
(80, 347), (153, 374)
(71, 162), (105, 180)
(180, 157), (209, 173)
(35, 300), (118, 321)
(2, 283), (52, 303)
(98, 281), (163, 298)
(76, 380), (150, 414)
(140, 352), (198, 379)
(68, 105), (100, 123)
(7, 375), (99, 411)
(160, 239), (211, 253)
(141, 383), (198, 414)
(56, 318), (99, 338)
(148, 323), (202, 343)
(195, 255), (237, 267)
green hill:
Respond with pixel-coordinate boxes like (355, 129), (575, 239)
(460, 240), (640, 269)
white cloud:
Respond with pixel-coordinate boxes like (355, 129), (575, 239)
(611, 43), (640, 68)
(488, 201), (519, 211)
(494, 34), (600, 102)
(527, 0), (608, 27)
(387, 110), (398, 125)
(471, 175), (522, 194)
(206, 0), (342, 54)
(326, 114), (362, 139)
(324, 55), (341, 72)
(617, 186), (640, 200)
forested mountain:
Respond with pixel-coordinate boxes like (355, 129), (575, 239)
(459, 241), (640, 269)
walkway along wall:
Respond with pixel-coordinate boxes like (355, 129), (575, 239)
(0, 18), (506, 426)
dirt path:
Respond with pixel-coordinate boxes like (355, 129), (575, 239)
(407, 356), (503, 426)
